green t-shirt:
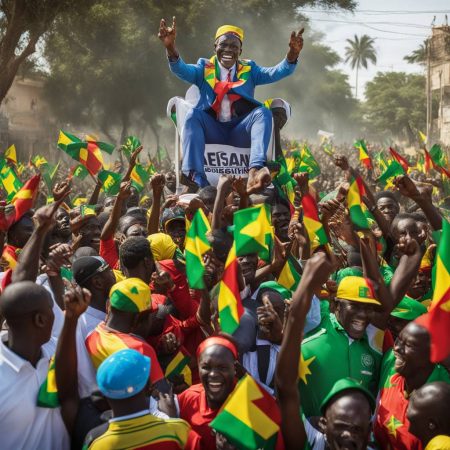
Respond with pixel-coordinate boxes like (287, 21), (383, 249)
(299, 313), (384, 418)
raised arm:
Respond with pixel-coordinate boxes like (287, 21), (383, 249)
(147, 174), (165, 235)
(55, 287), (91, 434)
(393, 175), (443, 231)
(12, 191), (70, 283)
(276, 251), (333, 450)
(87, 177), (102, 206)
(100, 181), (131, 241)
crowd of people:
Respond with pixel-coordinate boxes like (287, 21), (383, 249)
(0, 134), (449, 450)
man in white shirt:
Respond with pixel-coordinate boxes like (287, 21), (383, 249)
(0, 281), (69, 450)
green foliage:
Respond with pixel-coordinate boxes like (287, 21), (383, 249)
(344, 34), (377, 70)
(364, 72), (426, 143)
(404, 41), (427, 66)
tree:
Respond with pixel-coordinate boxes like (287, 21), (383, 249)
(0, 0), (90, 105)
(344, 34), (377, 98)
(364, 72), (426, 143)
(404, 41), (427, 66)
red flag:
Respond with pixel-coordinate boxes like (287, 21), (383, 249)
(389, 147), (409, 173)
(415, 295), (450, 363)
(12, 174), (40, 221)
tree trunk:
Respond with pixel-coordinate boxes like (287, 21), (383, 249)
(355, 65), (359, 99)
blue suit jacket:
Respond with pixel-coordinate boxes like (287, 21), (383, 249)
(168, 56), (297, 110)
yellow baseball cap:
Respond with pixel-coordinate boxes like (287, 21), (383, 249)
(215, 25), (244, 42)
(109, 278), (151, 313)
(147, 233), (177, 261)
(336, 276), (381, 305)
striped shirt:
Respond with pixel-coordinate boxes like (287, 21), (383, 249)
(87, 410), (190, 449)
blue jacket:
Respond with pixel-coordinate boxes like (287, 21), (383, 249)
(168, 56), (297, 110)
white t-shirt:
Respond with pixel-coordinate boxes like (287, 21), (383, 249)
(76, 306), (105, 398)
(0, 335), (69, 450)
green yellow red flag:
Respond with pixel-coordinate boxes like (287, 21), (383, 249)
(416, 219), (450, 362)
(0, 166), (23, 201)
(130, 163), (150, 192)
(278, 254), (302, 291)
(389, 147), (409, 173)
(121, 136), (141, 160)
(164, 348), (192, 386)
(12, 174), (40, 221)
(37, 357), (59, 408)
(185, 209), (211, 289)
(298, 145), (320, 178)
(210, 374), (281, 450)
(376, 160), (405, 189)
(218, 243), (244, 334)
(347, 175), (369, 230)
(234, 204), (273, 262)
(301, 192), (328, 248)
(354, 139), (373, 170)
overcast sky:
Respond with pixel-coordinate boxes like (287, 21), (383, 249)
(303, 0), (450, 97)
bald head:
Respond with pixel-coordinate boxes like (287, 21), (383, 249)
(0, 281), (52, 324)
(408, 382), (450, 444)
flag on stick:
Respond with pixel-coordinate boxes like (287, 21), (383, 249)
(185, 209), (211, 289)
(98, 170), (122, 196)
(347, 175), (369, 230)
(218, 243), (244, 334)
(354, 140), (373, 170)
(389, 147), (409, 173)
(377, 160), (405, 189)
(301, 192), (328, 248)
(4, 144), (17, 164)
(12, 174), (40, 221)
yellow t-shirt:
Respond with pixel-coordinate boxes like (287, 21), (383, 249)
(425, 435), (450, 450)
(88, 413), (190, 449)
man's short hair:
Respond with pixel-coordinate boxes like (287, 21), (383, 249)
(119, 236), (153, 270)
(375, 190), (399, 204)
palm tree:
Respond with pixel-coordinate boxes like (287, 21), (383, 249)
(344, 34), (377, 98)
(404, 41), (427, 66)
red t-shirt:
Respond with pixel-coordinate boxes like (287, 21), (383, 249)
(178, 384), (219, 450)
(99, 237), (119, 269)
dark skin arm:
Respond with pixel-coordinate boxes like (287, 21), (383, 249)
(394, 175), (443, 231)
(55, 287), (91, 435)
(211, 175), (233, 230)
(122, 146), (143, 182)
(100, 180), (131, 241)
(275, 252), (334, 450)
(87, 177), (102, 206)
(147, 174), (165, 235)
(12, 190), (70, 283)
(158, 16), (179, 59)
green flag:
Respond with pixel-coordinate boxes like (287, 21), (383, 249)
(121, 136), (141, 161)
(98, 169), (122, 195)
(299, 145), (321, 178)
(185, 209), (211, 289)
(377, 160), (405, 189)
(234, 204), (273, 262)
(130, 163), (150, 192)
(72, 164), (89, 180)
(0, 165), (23, 201)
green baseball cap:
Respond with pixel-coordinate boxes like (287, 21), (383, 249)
(258, 281), (292, 300)
(320, 377), (375, 414)
(391, 296), (427, 321)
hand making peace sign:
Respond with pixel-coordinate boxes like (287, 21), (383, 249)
(287, 28), (305, 62)
(158, 16), (177, 49)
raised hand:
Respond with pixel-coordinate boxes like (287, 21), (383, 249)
(150, 173), (165, 195)
(33, 194), (71, 232)
(293, 172), (309, 196)
(129, 145), (143, 167)
(52, 180), (71, 203)
(287, 28), (304, 62)
(118, 180), (132, 200)
(151, 270), (175, 295)
(45, 243), (73, 275)
(300, 250), (335, 293)
(393, 175), (421, 200)
(159, 332), (180, 355)
(257, 294), (283, 343)
(334, 155), (349, 171)
(157, 384), (177, 418)
(158, 17), (177, 50)
(64, 286), (91, 320)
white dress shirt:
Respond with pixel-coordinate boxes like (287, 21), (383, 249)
(218, 62), (236, 122)
(0, 335), (69, 450)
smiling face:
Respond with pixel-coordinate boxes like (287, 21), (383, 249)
(79, 216), (101, 252)
(376, 197), (399, 224)
(335, 299), (375, 340)
(198, 345), (236, 410)
(237, 253), (258, 285)
(407, 270), (431, 299)
(215, 34), (241, 69)
(55, 208), (71, 239)
(393, 322), (431, 378)
(322, 392), (372, 450)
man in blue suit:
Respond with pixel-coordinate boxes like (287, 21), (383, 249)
(159, 17), (304, 192)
